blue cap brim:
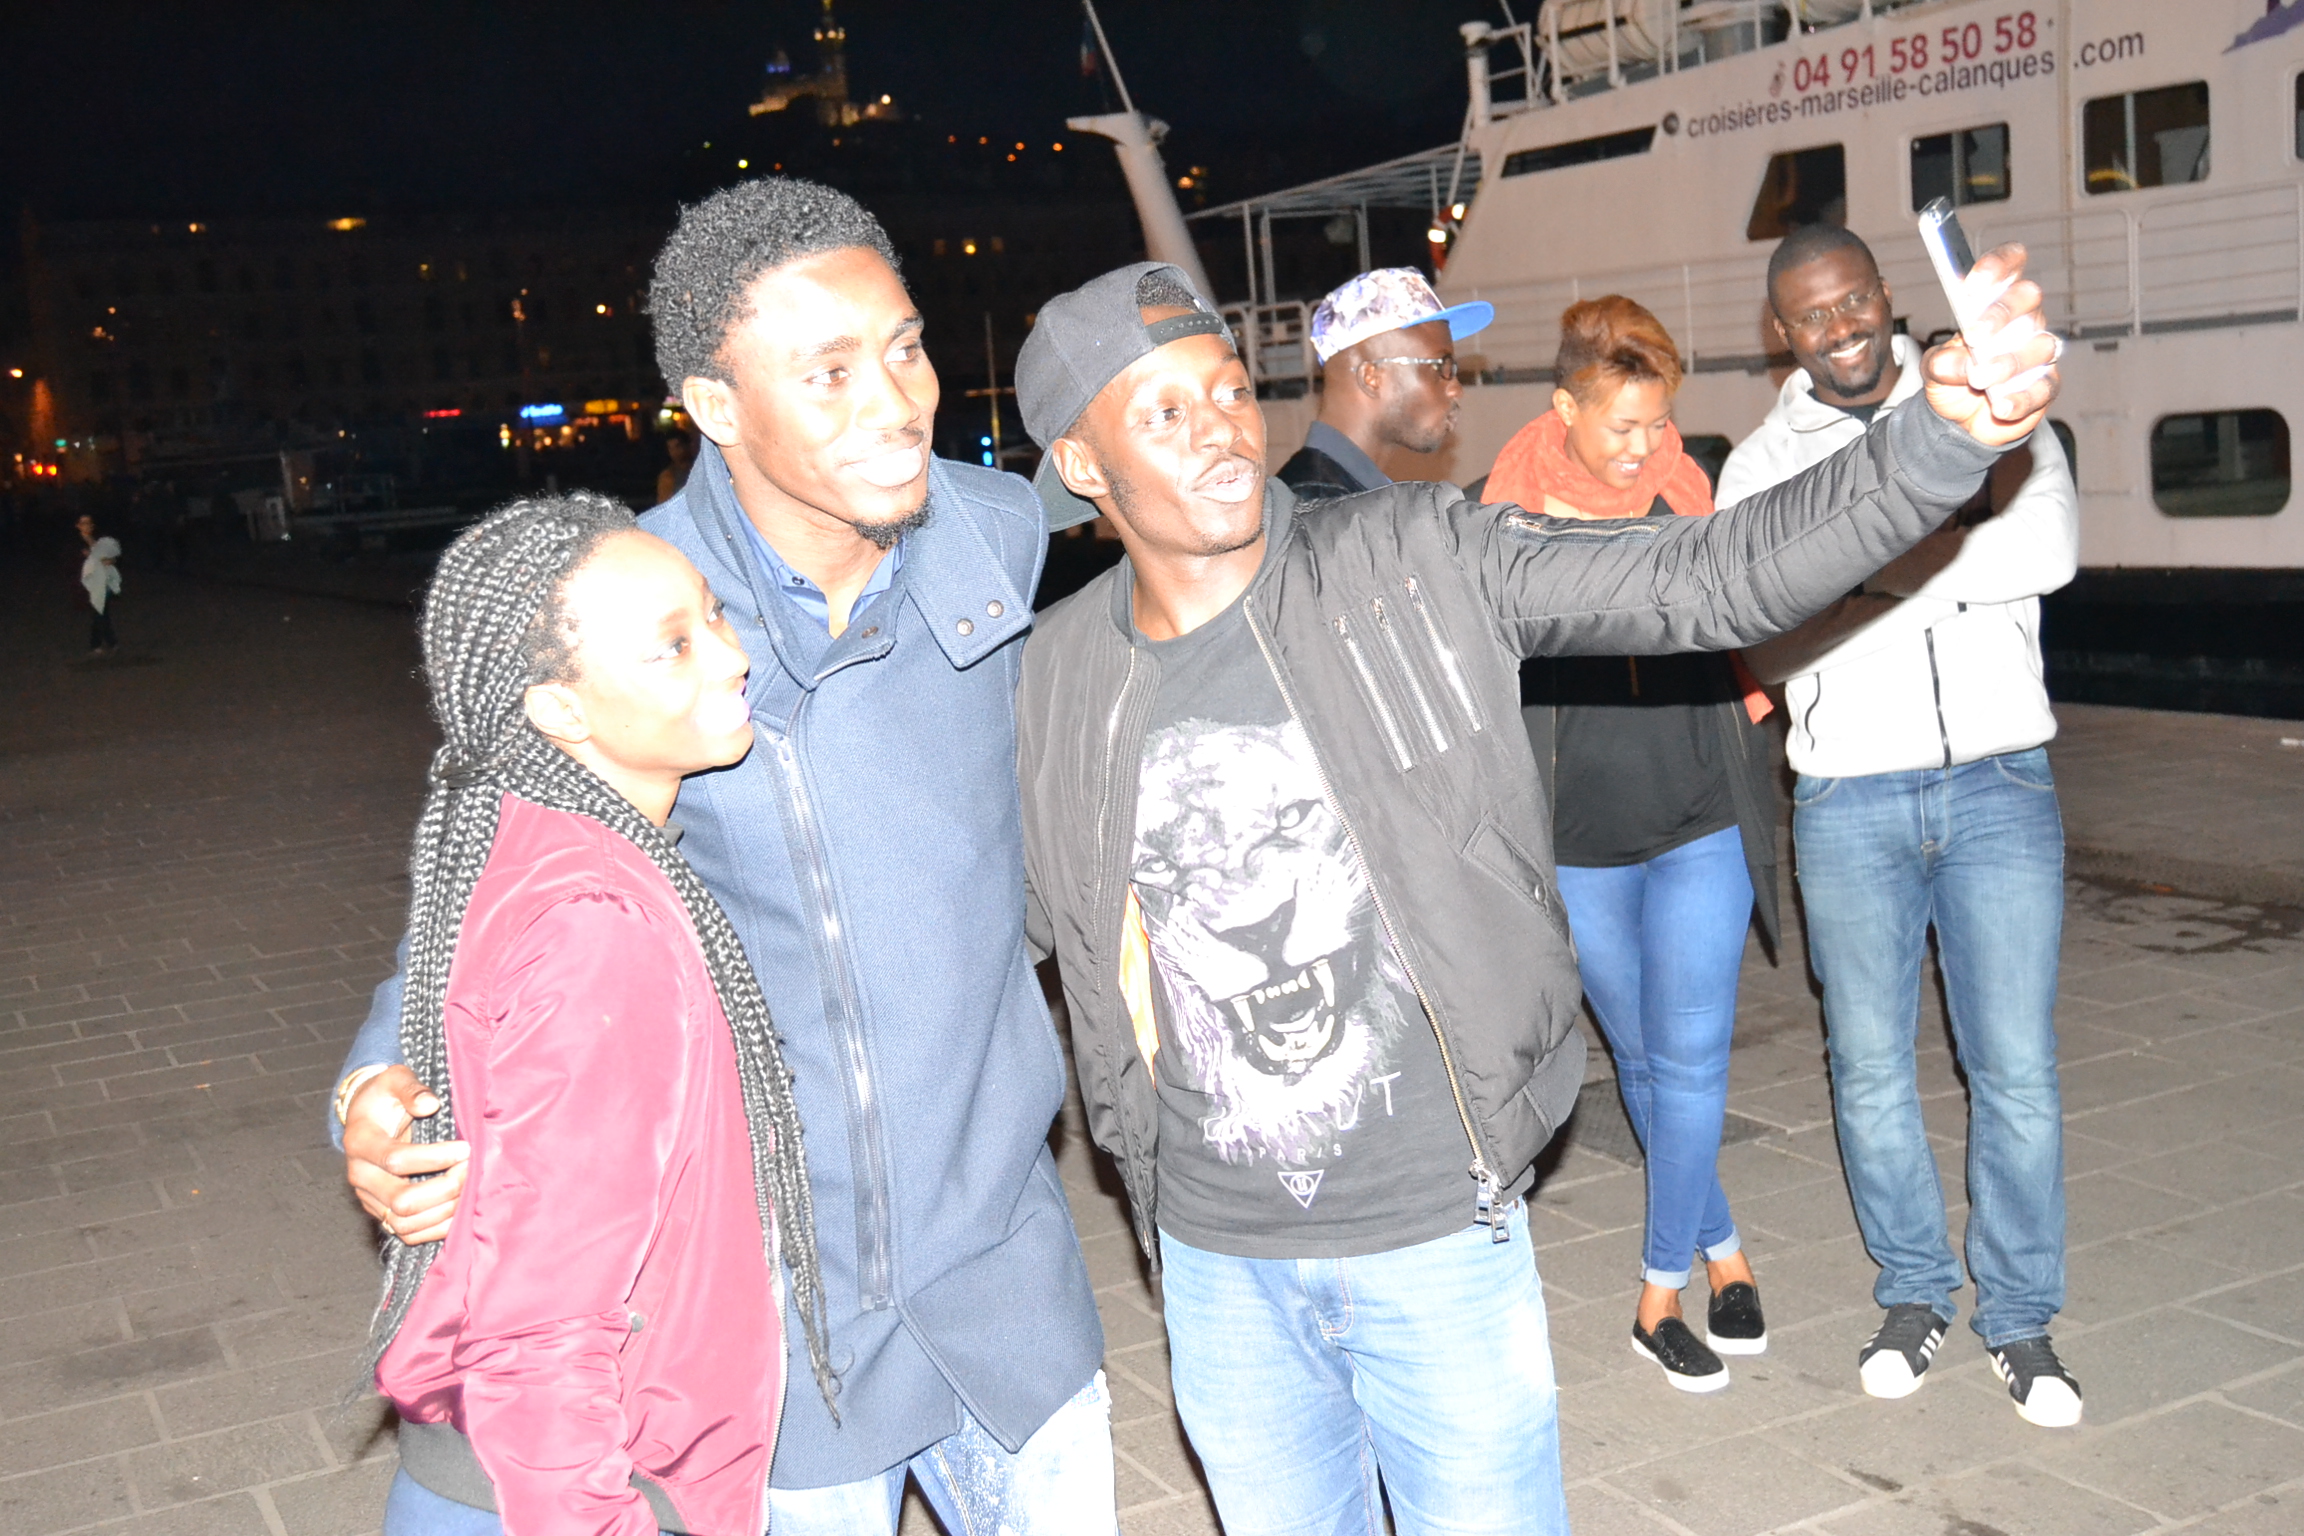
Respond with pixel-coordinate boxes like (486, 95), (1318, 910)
(1432, 300), (1494, 342)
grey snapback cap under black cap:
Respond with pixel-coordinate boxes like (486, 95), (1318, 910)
(1015, 261), (1232, 531)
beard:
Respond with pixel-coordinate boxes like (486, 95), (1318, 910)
(1810, 326), (1892, 401)
(847, 499), (932, 550)
(1379, 393), (1455, 457)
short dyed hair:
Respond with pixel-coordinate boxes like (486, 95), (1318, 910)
(1765, 224), (1876, 313)
(1554, 295), (1683, 407)
(646, 177), (900, 389)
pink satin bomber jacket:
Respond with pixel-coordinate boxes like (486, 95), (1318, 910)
(377, 795), (783, 1536)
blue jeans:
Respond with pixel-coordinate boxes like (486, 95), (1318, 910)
(767, 1371), (1115, 1536)
(1557, 825), (1753, 1288)
(382, 1470), (673, 1534)
(1793, 748), (2067, 1346)
(1157, 1208), (1569, 1536)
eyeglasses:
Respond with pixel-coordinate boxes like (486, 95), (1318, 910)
(1366, 355), (1460, 381)
(1780, 284), (1883, 336)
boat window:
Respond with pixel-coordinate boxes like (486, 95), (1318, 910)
(2083, 82), (2211, 194)
(1746, 145), (1846, 241)
(2150, 410), (2289, 517)
(1910, 124), (2010, 211)
(1500, 126), (1657, 178)
(2049, 419), (2077, 485)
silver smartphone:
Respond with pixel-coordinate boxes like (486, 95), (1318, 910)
(1917, 197), (1987, 340)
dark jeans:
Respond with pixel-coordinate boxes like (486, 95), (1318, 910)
(89, 603), (117, 651)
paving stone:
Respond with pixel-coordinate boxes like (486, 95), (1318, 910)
(0, 1457), (140, 1534)
(121, 1413), (330, 1510)
(2066, 1306), (2300, 1422)
(2061, 1235), (2248, 1327)
(2222, 1359), (2304, 1428)
(2033, 1398), (2304, 1522)
(1815, 1459), (2157, 1536)
(1602, 1428), (1872, 1535)
(0, 1395), (160, 1477)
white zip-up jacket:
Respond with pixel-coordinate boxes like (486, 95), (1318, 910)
(1715, 335), (2078, 778)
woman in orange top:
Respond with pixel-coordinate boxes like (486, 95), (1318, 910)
(1486, 297), (1780, 1394)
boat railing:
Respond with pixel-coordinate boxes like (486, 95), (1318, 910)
(1482, 0), (1941, 112)
(1221, 301), (1317, 394)
(1452, 179), (2303, 379)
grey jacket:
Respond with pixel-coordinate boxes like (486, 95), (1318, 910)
(1018, 398), (2004, 1257)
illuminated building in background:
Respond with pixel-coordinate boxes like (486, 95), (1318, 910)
(20, 208), (670, 463)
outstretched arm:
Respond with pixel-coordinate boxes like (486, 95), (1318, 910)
(1459, 245), (2059, 659)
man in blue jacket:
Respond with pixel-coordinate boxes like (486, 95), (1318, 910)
(329, 179), (1112, 1535)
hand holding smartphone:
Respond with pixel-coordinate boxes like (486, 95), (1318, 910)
(1918, 197), (2057, 392)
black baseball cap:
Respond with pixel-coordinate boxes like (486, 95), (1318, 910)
(1014, 261), (1233, 530)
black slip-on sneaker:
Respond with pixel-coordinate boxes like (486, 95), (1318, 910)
(1989, 1335), (2083, 1427)
(1705, 1280), (1768, 1356)
(1858, 1303), (1950, 1399)
(1632, 1315), (1731, 1393)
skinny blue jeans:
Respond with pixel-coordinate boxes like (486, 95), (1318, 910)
(1557, 825), (1753, 1288)
(1157, 1207), (1569, 1536)
(1793, 748), (2067, 1346)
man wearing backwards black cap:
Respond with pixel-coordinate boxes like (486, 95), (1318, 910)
(1012, 257), (2059, 1532)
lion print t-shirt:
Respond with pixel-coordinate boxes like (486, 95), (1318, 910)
(1124, 592), (1477, 1260)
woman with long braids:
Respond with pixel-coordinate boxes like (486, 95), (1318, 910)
(364, 491), (829, 1535)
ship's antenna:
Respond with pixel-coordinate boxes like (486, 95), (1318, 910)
(1080, 0), (1136, 117)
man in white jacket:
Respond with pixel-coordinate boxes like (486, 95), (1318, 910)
(1719, 224), (2083, 1429)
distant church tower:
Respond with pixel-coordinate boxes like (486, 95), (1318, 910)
(750, 0), (897, 125)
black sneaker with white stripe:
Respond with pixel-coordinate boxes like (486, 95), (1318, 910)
(1990, 1335), (2083, 1427)
(1858, 1303), (1949, 1399)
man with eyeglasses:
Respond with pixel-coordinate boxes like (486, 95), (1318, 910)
(1719, 223), (2084, 1428)
(1276, 268), (1491, 501)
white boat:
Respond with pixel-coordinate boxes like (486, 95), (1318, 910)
(1178, 0), (2302, 599)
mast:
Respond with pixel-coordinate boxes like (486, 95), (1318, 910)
(1067, 0), (1215, 298)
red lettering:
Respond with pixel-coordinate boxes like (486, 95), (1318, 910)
(2017, 11), (2037, 48)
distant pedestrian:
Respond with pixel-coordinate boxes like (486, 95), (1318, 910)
(1276, 268), (1491, 501)
(1724, 224), (2083, 1428)
(1484, 296), (1780, 1394)
(655, 430), (696, 506)
(77, 514), (121, 655)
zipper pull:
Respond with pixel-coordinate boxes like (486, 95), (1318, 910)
(1473, 1160), (1508, 1242)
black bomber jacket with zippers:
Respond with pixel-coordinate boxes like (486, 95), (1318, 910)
(1019, 396), (2008, 1262)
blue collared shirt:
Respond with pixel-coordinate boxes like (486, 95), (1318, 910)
(739, 512), (903, 633)
(1302, 420), (1392, 493)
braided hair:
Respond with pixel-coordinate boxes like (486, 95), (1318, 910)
(361, 490), (835, 1412)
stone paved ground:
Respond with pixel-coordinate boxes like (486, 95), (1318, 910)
(3, 567), (2300, 1536)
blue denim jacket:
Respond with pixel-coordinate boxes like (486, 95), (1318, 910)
(335, 443), (1103, 1488)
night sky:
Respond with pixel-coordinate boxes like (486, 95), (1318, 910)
(4, 1), (1475, 222)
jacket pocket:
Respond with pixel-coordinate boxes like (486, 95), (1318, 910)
(1463, 818), (1570, 942)
(1334, 613), (1418, 772)
(1369, 595), (1453, 757)
(1401, 575), (1487, 736)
